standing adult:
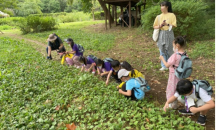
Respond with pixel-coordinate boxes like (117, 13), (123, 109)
(153, 1), (177, 71)
(65, 38), (83, 68)
(46, 33), (64, 60)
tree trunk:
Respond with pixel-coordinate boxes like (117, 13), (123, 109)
(98, 0), (114, 23)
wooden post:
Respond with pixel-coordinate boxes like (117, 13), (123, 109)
(115, 6), (117, 26)
(105, 4), (107, 30)
(112, 5), (115, 21)
(109, 4), (111, 28)
(135, 6), (138, 27)
(129, 1), (131, 28)
(121, 6), (123, 27)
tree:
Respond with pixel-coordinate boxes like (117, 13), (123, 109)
(0, 0), (18, 11)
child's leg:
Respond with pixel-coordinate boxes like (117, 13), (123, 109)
(73, 56), (82, 68)
(177, 96), (195, 115)
(196, 99), (207, 125)
(65, 57), (74, 66)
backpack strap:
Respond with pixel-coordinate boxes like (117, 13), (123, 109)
(193, 80), (200, 98)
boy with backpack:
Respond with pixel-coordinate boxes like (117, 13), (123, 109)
(117, 69), (146, 100)
(163, 79), (214, 125)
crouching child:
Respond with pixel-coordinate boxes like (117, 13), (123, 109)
(163, 79), (215, 125)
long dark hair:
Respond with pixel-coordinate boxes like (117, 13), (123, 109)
(160, 1), (173, 13)
(121, 61), (135, 77)
(67, 38), (75, 48)
(79, 56), (87, 65)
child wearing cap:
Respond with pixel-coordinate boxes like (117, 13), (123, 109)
(117, 69), (145, 100)
(64, 38), (83, 68)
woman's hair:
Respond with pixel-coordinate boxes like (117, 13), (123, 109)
(160, 1), (173, 13)
(121, 61), (135, 77)
(67, 38), (74, 48)
(174, 36), (186, 47)
(79, 56), (87, 65)
(176, 79), (193, 95)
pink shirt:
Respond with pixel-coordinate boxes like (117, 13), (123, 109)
(167, 52), (184, 73)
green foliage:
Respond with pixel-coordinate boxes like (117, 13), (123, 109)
(29, 12), (67, 17)
(48, 0), (61, 13)
(0, 17), (22, 26)
(90, 11), (104, 20)
(3, 9), (15, 17)
(141, 1), (215, 40)
(0, 25), (14, 30)
(14, 0), (42, 16)
(17, 16), (57, 34)
(57, 12), (91, 23)
(0, 0), (17, 11)
(189, 41), (215, 59)
(0, 37), (204, 129)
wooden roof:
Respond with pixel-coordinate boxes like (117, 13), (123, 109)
(104, 0), (141, 7)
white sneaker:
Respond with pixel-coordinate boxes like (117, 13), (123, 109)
(76, 66), (80, 69)
(159, 67), (168, 71)
(92, 71), (95, 74)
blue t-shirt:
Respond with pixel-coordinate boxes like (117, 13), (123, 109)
(126, 78), (145, 100)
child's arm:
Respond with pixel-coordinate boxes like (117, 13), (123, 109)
(159, 56), (170, 68)
(80, 66), (84, 72)
(163, 96), (177, 112)
(88, 63), (95, 72)
(189, 100), (215, 114)
(119, 89), (131, 96)
(66, 50), (76, 54)
(101, 71), (110, 76)
(97, 68), (101, 75)
(105, 70), (113, 85)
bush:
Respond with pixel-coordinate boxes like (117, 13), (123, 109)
(141, 1), (214, 40)
(90, 11), (104, 20)
(17, 16), (57, 34)
(0, 17), (22, 26)
(57, 12), (91, 23)
(29, 12), (66, 17)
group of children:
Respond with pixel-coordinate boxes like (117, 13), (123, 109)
(46, 33), (215, 126)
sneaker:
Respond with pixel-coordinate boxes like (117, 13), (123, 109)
(196, 115), (206, 125)
(92, 71), (95, 74)
(178, 109), (194, 115)
(47, 56), (52, 60)
(76, 66), (80, 69)
(159, 67), (168, 71)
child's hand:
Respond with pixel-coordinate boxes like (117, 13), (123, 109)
(163, 102), (169, 112)
(159, 55), (164, 60)
(105, 80), (109, 85)
(101, 73), (104, 76)
(116, 85), (120, 89)
(118, 89), (123, 94)
(189, 107), (198, 114)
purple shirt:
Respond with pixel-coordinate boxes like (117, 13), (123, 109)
(72, 44), (83, 56)
(104, 62), (112, 71)
(87, 57), (95, 64)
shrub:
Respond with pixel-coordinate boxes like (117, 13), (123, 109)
(0, 17), (22, 26)
(57, 12), (91, 23)
(90, 11), (104, 20)
(141, 1), (214, 40)
(17, 16), (57, 34)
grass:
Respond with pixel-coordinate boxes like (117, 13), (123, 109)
(0, 37), (204, 130)
(56, 12), (91, 23)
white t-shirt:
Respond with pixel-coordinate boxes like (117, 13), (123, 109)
(174, 86), (212, 103)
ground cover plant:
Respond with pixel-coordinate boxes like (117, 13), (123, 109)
(0, 37), (205, 129)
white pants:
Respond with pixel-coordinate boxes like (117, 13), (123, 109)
(177, 96), (205, 108)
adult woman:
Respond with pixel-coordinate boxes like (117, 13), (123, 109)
(65, 38), (83, 68)
(153, 1), (177, 71)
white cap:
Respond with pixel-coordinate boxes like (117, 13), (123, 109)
(118, 69), (130, 79)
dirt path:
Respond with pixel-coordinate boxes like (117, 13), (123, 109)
(2, 25), (215, 130)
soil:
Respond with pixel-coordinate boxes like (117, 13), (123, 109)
(2, 23), (215, 130)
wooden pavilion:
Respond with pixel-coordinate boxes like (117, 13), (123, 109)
(103, 0), (146, 29)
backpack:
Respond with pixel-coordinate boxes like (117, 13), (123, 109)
(103, 58), (114, 63)
(76, 44), (85, 53)
(174, 53), (192, 79)
(87, 55), (98, 62)
(134, 77), (150, 93)
(192, 80), (213, 99)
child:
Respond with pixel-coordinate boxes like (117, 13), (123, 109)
(117, 61), (145, 89)
(117, 69), (145, 100)
(106, 60), (122, 85)
(65, 38), (83, 68)
(95, 58), (113, 77)
(79, 55), (97, 74)
(159, 36), (186, 109)
(163, 79), (215, 125)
